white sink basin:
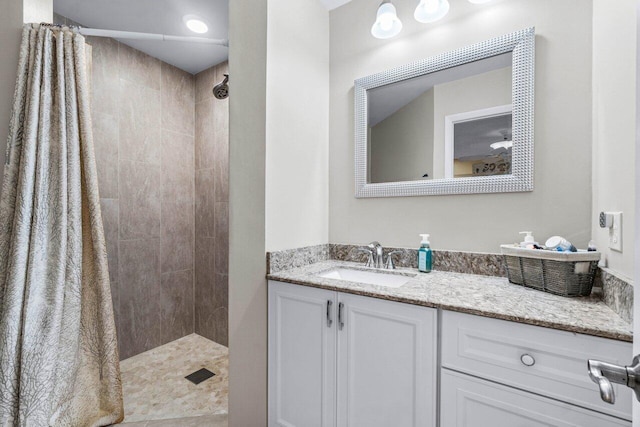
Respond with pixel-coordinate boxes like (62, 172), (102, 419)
(317, 268), (415, 288)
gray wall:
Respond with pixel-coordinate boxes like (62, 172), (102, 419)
(0, 0), (24, 186)
(329, 0), (594, 253)
(264, 0), (330, 252)
(227, 1), (331, 424)
(195, 62), (229, 346)
(228, 0), (268, 425)
(591, 0), (636, 279)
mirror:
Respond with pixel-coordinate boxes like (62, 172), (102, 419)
(355, 27), (535, 197)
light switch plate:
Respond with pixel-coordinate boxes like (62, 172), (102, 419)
(608, 212), (623, 252)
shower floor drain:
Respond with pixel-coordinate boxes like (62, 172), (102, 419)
(185, 368), (215, 385)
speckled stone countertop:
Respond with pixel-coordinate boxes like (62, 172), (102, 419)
(267, 261), (632, 342)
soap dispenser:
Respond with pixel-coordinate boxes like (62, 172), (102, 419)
(519, 231), (538, 249)
(418, 234), (432, 273)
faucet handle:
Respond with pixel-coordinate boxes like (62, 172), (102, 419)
(385, 250), (403, 270)
(357, 247), (374, 268)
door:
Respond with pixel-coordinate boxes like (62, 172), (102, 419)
(268, 281), (337, 427)
(336, 293), (437, 427)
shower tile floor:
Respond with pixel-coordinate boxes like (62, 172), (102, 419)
(118, 334), (228, 425)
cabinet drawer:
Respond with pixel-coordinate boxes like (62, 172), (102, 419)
(441, 310), (632, 420)
(441, 369), (630, 427)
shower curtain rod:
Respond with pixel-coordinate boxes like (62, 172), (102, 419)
(78, 27), (229, 47)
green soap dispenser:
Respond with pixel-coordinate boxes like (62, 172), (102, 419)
(418, 234), (432, 273)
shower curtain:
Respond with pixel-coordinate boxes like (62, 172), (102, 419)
(0, 24), (123, 426)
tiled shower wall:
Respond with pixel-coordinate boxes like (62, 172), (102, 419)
(89, 35), (196, 360)
(55, 13), (229, 358)
(194, 64), (229, 346)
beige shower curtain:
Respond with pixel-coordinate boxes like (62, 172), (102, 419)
(0, 24), (123, 426)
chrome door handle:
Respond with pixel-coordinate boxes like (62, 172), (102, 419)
(338, 302), (344, 330)
(588, 355), (640, 404)
(326, 300), (333, 327)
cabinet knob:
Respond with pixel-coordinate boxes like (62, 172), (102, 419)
(521, 353), (535, 367)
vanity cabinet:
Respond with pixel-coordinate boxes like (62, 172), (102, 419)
(268, 280), (437, 427)
(268, 280), (632, 427)
(441, 310), (632, 426)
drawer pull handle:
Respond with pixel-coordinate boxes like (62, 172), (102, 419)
(326, 300), (333, 327)
(521, 354), (535, 367)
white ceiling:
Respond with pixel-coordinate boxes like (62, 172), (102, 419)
(368, 52), (512, 127)
(53, 0), (228, 74)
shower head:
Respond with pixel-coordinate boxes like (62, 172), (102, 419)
(213, 74), (229, 100)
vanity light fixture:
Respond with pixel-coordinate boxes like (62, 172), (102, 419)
(183, 15), (209, 34)
(414, 0), (450, 23)
(371, 1), (403, 39)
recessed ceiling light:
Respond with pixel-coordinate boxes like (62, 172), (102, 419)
(183, 15), (209, 34)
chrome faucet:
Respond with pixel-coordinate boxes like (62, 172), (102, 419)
(368, 241), (384, 268)
(357, 242), (401, 270)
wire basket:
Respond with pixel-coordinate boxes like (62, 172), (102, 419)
(500, 245), (601, 297)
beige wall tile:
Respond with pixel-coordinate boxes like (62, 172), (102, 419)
(214, 202), (228, 275)
(118, 43), (161, 90)
(162, 63), (195, 136)
(195, 66), (216, 103)
(119, 79), (161, 165)
(93, 112), (119, 198)
(195, 97), (214, 170)
(119, 160), (161, 240)
(213, 307), (228, 347)
(214, 273), (228, 312)
(88, 36), (120, 117)
(161, 270), (195, 343)
(161, 201), (194, 273)
(119, 238), (161, 358)
(100, 198), (119, 283)
(86, 37), (228, 359)
(213, 100), (229, 202)
(195, 168), (215, 238)
(195, 236), (215, 339)
(162, 130), (194, 205)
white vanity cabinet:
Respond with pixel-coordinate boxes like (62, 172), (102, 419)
(268, 280), (437, 427)
(440, 310), (632, 426)
(268, 280), (632, 427)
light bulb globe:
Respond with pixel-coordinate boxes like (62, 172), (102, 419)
(371, 2), (403, 39)
(414, 0), (450, 23)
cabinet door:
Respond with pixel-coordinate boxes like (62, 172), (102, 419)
(336, 293), (437, 427)
(268, 281), (337, 427)
(441, 369), (631, 427)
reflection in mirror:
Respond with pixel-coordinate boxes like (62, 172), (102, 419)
(446, 106), (512, 178)
(354, 27), (535, 198)
(367, 52), (512, 184)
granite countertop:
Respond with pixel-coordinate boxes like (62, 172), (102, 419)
(267, 260), (633, 342)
